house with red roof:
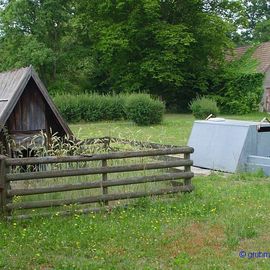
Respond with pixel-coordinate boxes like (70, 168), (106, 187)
(227, 42), (270, 111)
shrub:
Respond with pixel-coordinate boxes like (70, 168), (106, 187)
(54, 93), (164, 125)
(189, 96), (219, 119)
(218, 73), (264, 114)
(125, 94), (165, 125)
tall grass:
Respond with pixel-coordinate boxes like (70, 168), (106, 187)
(7, 132), (180, 217)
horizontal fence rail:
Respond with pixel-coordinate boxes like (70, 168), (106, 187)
(7, 172), (194, 197)
(0, 146), (194, 219)
(6, 186), (193, 211)
(7, 160), (192, 181)
(5, 147), (193, 166)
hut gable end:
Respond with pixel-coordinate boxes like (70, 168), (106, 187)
(7, 78), (46, 133)
(0, 66), (72, 144)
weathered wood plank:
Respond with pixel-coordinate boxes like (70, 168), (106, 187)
(6, 185), (194, 210)
(0, 155), (7, 216)
(0, 155), (12, 216)
(7, 160), (193, 181)
(102, 159), (108, 205)
(184, 153), (192, 186)
(5, 147), (194, 166)
(7, 172), (194, 197)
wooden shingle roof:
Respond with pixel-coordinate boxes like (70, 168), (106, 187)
(0, 66), (72, 135)
(227, 41), (270, 73)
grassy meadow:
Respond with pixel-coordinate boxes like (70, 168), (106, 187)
(2, 113), (270, 269)
(70, 113), (270, 145)
(70, 114), (195, 146)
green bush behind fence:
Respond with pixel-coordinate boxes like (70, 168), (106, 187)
(54, 93), (165, 125)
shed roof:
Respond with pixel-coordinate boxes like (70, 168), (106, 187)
(226, 41), (270, 73)
(0, 66), (72, 136)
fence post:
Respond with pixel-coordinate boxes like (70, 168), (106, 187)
(184, 153), (191, 186)
(0, 155), (8, 217)
(102, 159), (109, 205)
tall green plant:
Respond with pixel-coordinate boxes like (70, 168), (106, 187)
(209, 45), (264, 114)
(219, 73), (264, 114)
(189, 97), (219, 119)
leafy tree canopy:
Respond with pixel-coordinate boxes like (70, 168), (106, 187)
(0, 0), (239, 110)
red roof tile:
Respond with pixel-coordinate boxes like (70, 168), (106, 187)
(227, 41), (270, 73)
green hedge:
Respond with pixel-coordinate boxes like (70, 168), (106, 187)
(218, 73), (264, 114)
(54, 93), (164, 125)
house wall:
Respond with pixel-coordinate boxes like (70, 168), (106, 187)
(45, 106), (66, 138)
(7, 78), (47, 133)
(5, 78), (67, 150)
(263, 68), (270, 111)
(6, 78), (47, 149)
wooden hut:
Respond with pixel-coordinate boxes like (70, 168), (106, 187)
(0, 66), (72, 156)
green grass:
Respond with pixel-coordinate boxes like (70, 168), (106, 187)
(2, 173), (270, 269)
(70, 112), (270, 145)
(2, 113), (270, 269)
(70, 114), (194, 146)
(11, 157), (173, 217)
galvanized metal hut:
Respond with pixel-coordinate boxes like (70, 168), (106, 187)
(188, 118), (270, 175)
(0, 66), (72, 156)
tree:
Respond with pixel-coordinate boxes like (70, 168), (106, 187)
(0, 0), (73, 85)
(73, 0), (233, 110)
(0, 0), (236, 110)
(253, 19), (270, 42)
(237, 0), (270, 42)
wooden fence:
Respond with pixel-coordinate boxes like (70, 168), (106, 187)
(0, 146), (194, 219)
